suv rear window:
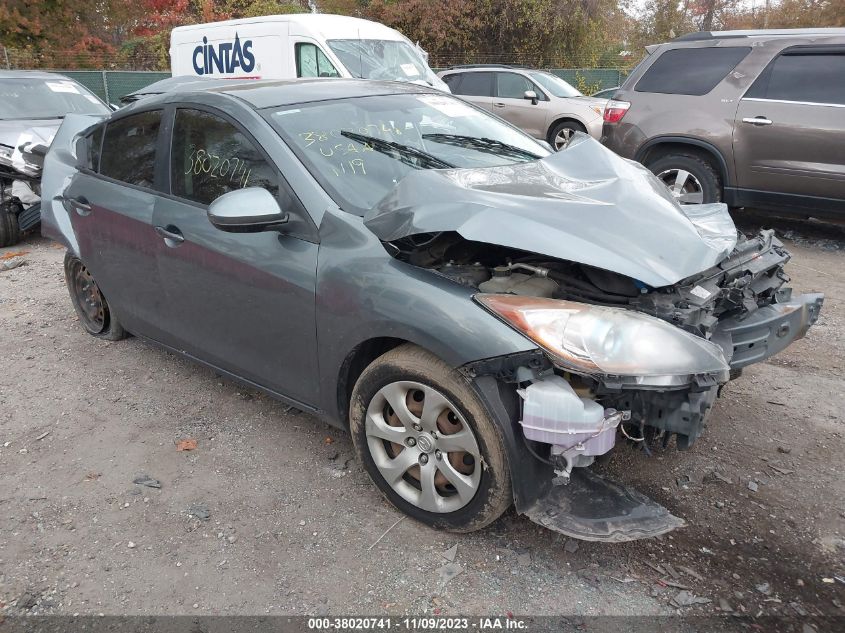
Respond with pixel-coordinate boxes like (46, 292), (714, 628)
(636, 47), (751, 96)
(745, 52), (845, 105)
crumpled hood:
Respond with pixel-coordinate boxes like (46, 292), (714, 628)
(0, 120), (60, 177)
(0, 119), (59, 149)
(363, 135), (737, 288)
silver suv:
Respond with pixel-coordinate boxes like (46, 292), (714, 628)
(602, 28), (845, 216)
(438, 65), (607, 149)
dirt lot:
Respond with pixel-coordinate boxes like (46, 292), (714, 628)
(0, 213), (843, 620)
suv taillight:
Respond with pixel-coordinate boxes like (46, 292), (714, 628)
(603, 99), (630, 124)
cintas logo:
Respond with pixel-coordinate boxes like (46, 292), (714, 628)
(192, 32), (256, 75)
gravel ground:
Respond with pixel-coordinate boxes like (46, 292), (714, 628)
(0, 213), (843, 620)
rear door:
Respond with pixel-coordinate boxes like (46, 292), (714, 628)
(733, 47), (845, 205)
(151, 106), (320, 406)
(444, 72), (494, 113)
(62, 109), (166, 335)
(493, 72), (547, 137)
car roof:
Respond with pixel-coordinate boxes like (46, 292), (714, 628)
(0, 70), (75, 80)
(127, 77), (440, 111)
(674, 27), (845, 42)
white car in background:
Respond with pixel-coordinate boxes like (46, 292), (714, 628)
(438, 65), (607, 150)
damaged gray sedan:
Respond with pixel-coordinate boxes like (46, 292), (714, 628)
(42, 79), (823, 542)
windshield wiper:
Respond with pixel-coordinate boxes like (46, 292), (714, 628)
(341, 130), (454, 170)
(422, 134), (541, 161)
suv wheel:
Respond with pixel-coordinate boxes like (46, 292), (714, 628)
(647, 154), (722, 204)
(549, 120), (586, 151)
(349, 344), (512, 532)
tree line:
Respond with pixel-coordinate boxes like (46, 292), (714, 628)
(1, 0), (843, 71)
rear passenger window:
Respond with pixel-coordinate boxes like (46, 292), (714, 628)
(450, 72), (494, 97)
(99, 111), (161, 187)
(746, 53), (845, 105)
(170, 108), (279, 206)
(442, 74), (462, 91)
(636, 47), (751, 96)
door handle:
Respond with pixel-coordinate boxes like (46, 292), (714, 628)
(66, 196), (91, 216)
(154, 225), (185, 246)
(742, 116), (772, 126)
(493, 102), (506, 108)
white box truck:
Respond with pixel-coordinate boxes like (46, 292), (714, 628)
(170, 13), (449, 91)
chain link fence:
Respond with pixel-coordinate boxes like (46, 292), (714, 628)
(52, 71), (171, 104)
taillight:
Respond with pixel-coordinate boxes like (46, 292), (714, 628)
(603, 99), (630, 124)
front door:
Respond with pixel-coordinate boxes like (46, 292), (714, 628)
(493, 72), (546, 138)
(733, 48), (845, 203)
(151, 107), (320, 406)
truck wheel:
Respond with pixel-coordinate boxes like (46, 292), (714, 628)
(350, 344), (512, 532)
(648, 153), (722, 205)
(64, 253), (127, 340)
(0, 206), (20, 247)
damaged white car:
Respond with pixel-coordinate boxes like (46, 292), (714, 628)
(0, 70), (110, 246)
(41, 79), (823, 541)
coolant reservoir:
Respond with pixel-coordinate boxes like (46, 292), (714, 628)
(519, 375), (612, 452)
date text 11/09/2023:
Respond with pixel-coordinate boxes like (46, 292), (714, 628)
(307, 617), (529, 631)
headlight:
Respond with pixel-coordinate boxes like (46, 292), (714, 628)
(477, 294), (729, 379)
(0, 144), (13, 164)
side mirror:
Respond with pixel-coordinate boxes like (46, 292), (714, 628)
(208, 187), (289, 233)
(524, 90), (539, 105)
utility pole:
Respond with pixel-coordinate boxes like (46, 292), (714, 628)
(764, 0), (770, 28)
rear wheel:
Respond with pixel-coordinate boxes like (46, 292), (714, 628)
(549, 120), (586, 151)
(64, 253), (127, 340)
(0, 204), (20, 247)
(350, 344), (512, 532)
(647, 153), (722, 205)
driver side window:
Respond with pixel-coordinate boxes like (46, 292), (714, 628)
(296, 43), (341, 78)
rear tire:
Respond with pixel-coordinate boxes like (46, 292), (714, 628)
(350, 344), (512, 532)
(0, 205), (20, 247)
(647, 153), (722, 205)
(64, 253), (127, 340)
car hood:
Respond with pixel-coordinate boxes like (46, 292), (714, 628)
(363, 135), (737, 288)
(0, 119), (60, 149)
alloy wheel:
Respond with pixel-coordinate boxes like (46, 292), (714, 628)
(656, 168), (705, 204)
(365, 381), (482, 513)
(554, 127), (576, 151)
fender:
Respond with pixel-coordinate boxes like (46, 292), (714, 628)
(634, 135), (733, 187)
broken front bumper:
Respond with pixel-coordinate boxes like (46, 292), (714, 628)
(715, 293), (824, 369)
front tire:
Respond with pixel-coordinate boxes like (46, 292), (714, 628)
(549, 120), (586, 151)
(64, 253), (127, 340)
(350, 344), (512, 532)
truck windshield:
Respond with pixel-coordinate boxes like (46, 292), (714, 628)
(267, 92), (549, 215)
(0, 78), (109, 120)
(327, 39), (439, 86)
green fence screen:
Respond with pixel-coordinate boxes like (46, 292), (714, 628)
(51, 68), (624, 104)
(54, 71), (171, 104)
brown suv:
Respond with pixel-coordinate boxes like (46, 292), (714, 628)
(602, 28), (845, 217)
